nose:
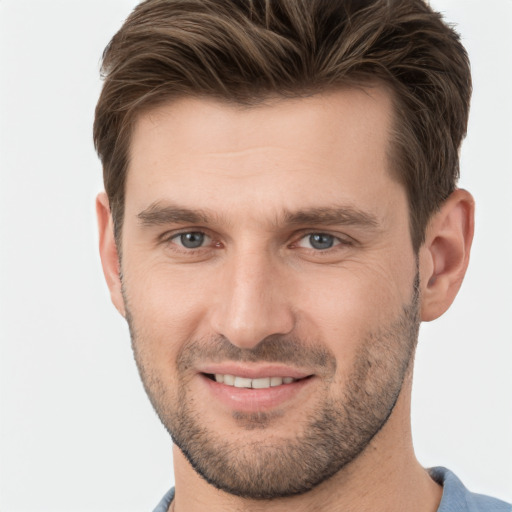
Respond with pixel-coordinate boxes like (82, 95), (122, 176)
(209, 249), (295, 350)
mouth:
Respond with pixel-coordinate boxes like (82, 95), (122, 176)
(198, 366), (316, 412)
(202, 373), (313, 389)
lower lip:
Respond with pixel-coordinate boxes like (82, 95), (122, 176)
(200, 374), (314, 412)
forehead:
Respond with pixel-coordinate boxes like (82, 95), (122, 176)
(125, 87), (401, 225)
(129, 87), (394, 162)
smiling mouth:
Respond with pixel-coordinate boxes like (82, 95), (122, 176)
(203, 373), (313, 389)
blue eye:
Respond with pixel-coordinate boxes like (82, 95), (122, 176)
(172, 232), (210, 249)
(298, 233), (341, 250)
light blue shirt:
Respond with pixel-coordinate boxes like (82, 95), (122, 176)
(152, 467), (511, 512)
(428, 467), (510, 512)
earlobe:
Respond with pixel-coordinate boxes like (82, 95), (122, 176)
(420, 189), (475, 322)
(96, 192), (126, 317)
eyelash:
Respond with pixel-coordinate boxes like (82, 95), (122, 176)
(163, 230), (353, 254)
(164, 231), (218, 252)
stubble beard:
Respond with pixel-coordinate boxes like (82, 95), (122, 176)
(125, 275), (420, 500)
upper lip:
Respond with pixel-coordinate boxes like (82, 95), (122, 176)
(197, 363), (312, 380)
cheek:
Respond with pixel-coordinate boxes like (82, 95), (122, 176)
(122, 259), (213, 363)
(293, 259), (413, 360)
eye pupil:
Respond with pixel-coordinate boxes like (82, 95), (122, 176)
(309, 233), (334, 250)
(180, 232), (205, 249)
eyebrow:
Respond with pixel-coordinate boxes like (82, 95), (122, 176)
(138, 202), (211, 226)
(137, 201), (380, 230)
(282, 207), (379, 229)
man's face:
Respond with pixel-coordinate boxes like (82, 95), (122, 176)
(119, 88), (420, 498)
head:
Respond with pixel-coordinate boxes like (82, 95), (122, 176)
(95, 0), (474, 501)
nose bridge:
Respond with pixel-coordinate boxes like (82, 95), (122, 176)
(210, 245), (294, 349)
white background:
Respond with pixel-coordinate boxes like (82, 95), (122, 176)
(0, 1), (511, 510)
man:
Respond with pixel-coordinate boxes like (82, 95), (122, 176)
(93, 0), (511, 511)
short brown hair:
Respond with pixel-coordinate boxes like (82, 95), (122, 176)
(93, 0), (471, 251)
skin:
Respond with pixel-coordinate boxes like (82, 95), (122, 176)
(97, 87), (474, 512)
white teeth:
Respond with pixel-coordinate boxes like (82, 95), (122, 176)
(223, 374), (235, 386)
(252, 377), (271, 389)
(212, 374), (299, 389)
(234, 376), (252, 388)
(270, 377), (283, 387)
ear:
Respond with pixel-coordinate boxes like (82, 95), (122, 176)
(419, 189), (475, 322)
(96, 192), (126, 317)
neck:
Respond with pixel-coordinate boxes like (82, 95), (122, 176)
(170, 375), (442, 512)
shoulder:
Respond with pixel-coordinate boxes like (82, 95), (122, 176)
(429, 467), (511, 512)
(152, 487), (175, 512)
